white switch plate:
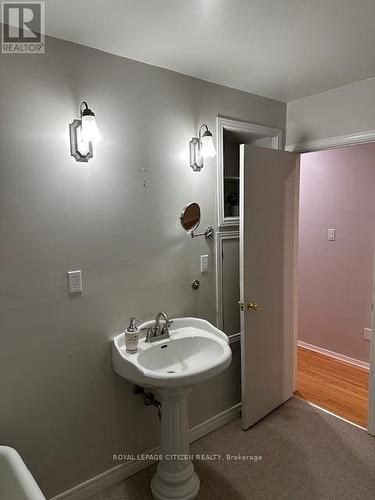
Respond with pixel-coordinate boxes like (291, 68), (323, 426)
(200, 255), (208, 273)
(364, 328), (372, 342)
(67, 270), (82, 294)
(328, 228), (336, 241)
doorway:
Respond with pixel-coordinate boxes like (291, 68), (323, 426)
(294, 143), (374, 428)
(216, 124), (375, 434)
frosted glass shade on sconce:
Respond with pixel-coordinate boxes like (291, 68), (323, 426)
(189, 124), (216, 171)
(200, 130), (216, 158)
(80, 111), (102, 144)
(69, 101), (102, 163)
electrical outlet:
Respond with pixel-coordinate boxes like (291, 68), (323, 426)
(200, 255), (208, 273)
(67, 270), (82, 294)
(364, 328), (372, 342)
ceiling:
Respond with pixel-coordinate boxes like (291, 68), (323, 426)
(45, 0), (375, 102)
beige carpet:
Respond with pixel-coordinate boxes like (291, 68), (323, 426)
(91, 398), (375, 499)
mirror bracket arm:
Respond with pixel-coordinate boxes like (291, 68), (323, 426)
(191, 226), (214, 239)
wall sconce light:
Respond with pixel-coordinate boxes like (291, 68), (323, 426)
(69, 101), (102, 162)
(189, 124), (216, 171)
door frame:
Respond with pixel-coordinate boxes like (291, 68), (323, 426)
(216, 116), (283, 228)
(287, 130), (375, 435)
(215, 231), (240, 344)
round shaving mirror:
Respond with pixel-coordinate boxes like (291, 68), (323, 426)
(180, 203), (201, 232)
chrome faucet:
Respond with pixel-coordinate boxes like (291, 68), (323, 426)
(145, 312), (171, 343)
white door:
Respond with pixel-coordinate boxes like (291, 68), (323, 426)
(240, 145), (299, 430)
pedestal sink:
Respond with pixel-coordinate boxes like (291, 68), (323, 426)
(112, 317), (232, 500)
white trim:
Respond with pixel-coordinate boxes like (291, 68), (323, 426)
(50, 447), (160, 500)
(215, 231), (240, 333)
(189, 403), (241, 442)
(50, 403), (241, 500)
(367, 249), (375, 435)
(292, 157), (301, 393)
(294, 396), (367, 431)
(286, 129), (375, 153)
(216, 116), (283, 228)
(298, 340), (370, 370)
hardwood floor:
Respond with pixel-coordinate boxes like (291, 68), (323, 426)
(295, 346), (369, 428)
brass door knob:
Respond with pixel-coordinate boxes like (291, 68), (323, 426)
(247, 302), (260, 312)
(239, 301), (260, 312)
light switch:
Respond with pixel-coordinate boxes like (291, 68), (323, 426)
(328, 228), (336, 241)
(67, 270), (82, 294)
(200, 255), (208, 273)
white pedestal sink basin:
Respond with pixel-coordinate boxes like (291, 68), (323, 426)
(112, 317), (232, 500)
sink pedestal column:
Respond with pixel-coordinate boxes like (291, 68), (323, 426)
(151, 387), (200, 500)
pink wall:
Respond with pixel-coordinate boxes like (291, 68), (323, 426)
(298, 143), (375, 363)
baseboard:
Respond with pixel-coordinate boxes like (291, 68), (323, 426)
(50, 403), (241, 500)
(189, 403), (241, 443)
(298, 340), (370, 370)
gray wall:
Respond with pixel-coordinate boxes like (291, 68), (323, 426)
(286, 77), (375, 146)
(0, 35), (286, 498)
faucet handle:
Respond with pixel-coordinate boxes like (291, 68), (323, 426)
(145, 327), (155, 342)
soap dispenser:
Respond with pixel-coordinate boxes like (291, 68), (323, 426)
(125, 317), (139, 353)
